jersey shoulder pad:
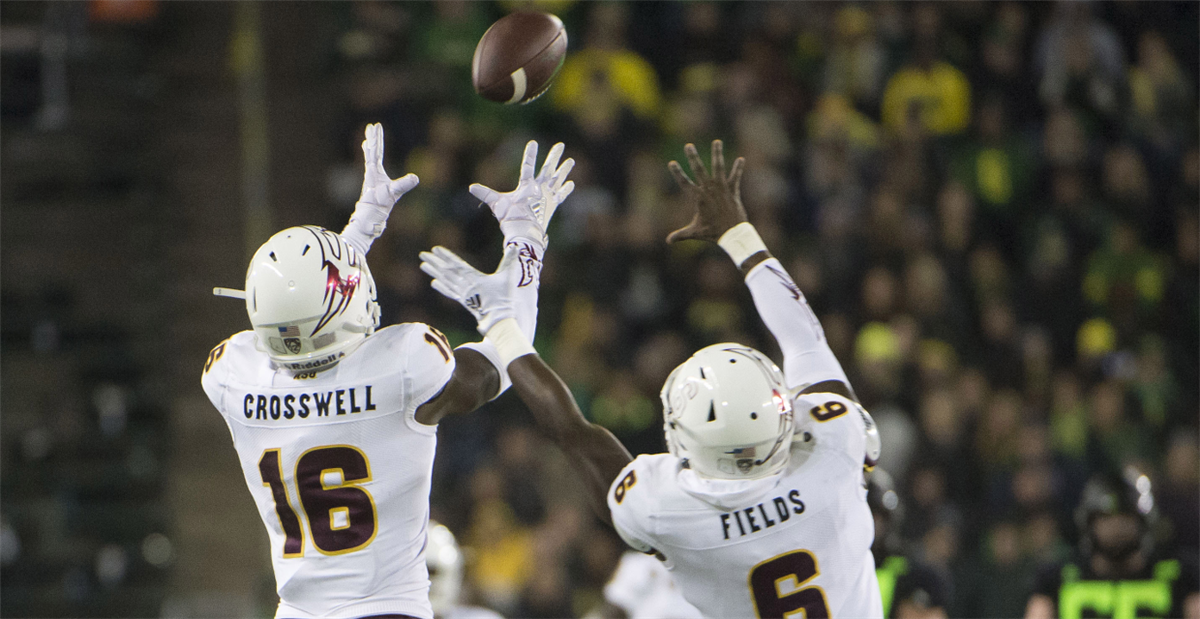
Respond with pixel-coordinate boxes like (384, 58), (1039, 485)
(200, 331), (258, 402)
(607, 453), (677, 552)
(354, 323), (456, 412)
(795, 392), (869, 465)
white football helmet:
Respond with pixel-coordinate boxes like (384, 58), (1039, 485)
(425, 521), (464, 614)
(660, 344), (795, 480)
(242, 226), (379, 372)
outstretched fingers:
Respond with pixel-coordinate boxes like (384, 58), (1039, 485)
(390, 173), (419, 196)
(668, 160), (695, 191)
(728, 157), (745, 196)
(552, 158), (575, 191)
(711, 139), (725, 181)
(520, 140), (539, 182)
(684, 143), (710, 182)
(428, 278), (460, 303)
(469, 183), (501, 207)
(665, 217), (701, 244)
(539, 142), (565, 181)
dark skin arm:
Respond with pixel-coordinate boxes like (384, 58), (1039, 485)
(507, 353), (633, 526)
(668, 140), (857, 402)
(413, 347), (500, 425)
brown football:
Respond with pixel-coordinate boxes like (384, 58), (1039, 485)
(472, 12), (567, 105)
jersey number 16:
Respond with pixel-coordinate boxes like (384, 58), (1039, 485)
(259, 445), (378, 557)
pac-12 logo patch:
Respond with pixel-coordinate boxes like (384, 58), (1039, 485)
(284, 338), (302, 354)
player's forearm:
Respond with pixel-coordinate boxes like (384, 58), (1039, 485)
(505, 238), (543, 342)
(341, 205), (388, 256)
(507, 354), (632, 524)
(719, 224), (852, 395)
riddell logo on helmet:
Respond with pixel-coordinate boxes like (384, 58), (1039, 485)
(286, 352), (345, 371)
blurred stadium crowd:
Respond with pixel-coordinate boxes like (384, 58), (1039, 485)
(1, 1), (1197, 618)
(325, 2), (1198, 617)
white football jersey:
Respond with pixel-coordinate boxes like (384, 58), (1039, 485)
(604, 551), (702, 619)
(607, 392), (882, 618)
(201, 323), (458, 619)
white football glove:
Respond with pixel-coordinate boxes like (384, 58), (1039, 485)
(419, 244), (521, 336)
(470, 140), (575, 247)
(342, 123), (419, 255)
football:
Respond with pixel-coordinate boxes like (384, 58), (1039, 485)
(471, 11), (567, 105)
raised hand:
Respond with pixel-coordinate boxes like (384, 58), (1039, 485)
(470, 140), (575, 246)
(358, 123), (419, 210)
(419, 244), (521, 336)
(343, 123), (419, 255)
(666, 139), (747, 244)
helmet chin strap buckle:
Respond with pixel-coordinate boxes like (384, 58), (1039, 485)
(213, 287), (247, 299)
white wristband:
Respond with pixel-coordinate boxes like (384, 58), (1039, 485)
(484, 318), (536, 367)
(717, 222), (768, 267)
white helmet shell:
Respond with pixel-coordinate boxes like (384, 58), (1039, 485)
(245, 226), (379, 372)
(661, 343), (795, 480)
(425, 521), (464, 613)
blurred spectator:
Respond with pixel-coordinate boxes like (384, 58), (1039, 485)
(552, 4), (661, 139)
(1035, 2), (1126, 127)
(949, 96), (1036, 246)
(880, 7), (971, 136)
(1158, 433), (1200, 554)
(823, 5), (886, 112)
(1127, 31), (1195, 156)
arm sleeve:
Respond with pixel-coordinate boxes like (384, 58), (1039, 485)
(743, 258), (850, 392)
(340, 202), (390, 256)
(505, 238), (543, 345)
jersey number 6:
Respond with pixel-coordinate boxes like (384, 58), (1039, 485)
(259, 445), (378, 557)
(748, 549), (830, 618)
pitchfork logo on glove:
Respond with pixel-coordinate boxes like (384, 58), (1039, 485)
(511, 241), (542, 288)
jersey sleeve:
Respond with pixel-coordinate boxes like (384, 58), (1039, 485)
(744, 258), (850, 392)
(799, 393), (870, 469)
(399, 324), (457, 419)
(607, 457), (656, 554)
(200, 336), (235, 414)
